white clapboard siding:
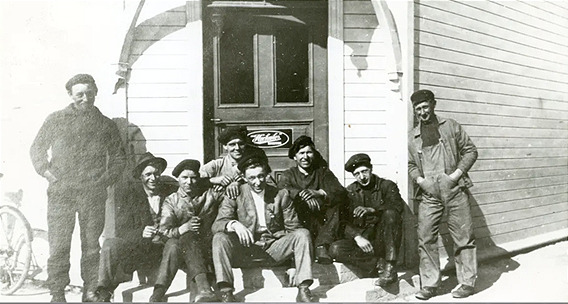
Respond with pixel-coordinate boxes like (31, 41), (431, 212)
(125, 5), (204, 175)
(415, 0), (568, 251)
(342, 0), (398, 184)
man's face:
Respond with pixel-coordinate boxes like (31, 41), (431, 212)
(69, 83), (96, 111)
(140, 165), (161, 191)
(244, 165), (267, 193)
(224, 138), (246, 160)
(294, 145), (315, 169)
(178, 169), (199, 195)
(414, 100), (435, 124)
(353, 165), (372, 187)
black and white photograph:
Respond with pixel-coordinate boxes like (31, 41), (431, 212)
(0, 0), (567, 302)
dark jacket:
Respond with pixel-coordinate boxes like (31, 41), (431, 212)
(115, 183), (171, 243)
(343, 174), (405, 239)
(212, 184), (301, 247)
(30, 104), (125, 188)
(408, 115), (478, 199)
(278, 164), (347, 209)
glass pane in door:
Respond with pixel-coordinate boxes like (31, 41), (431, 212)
(219, 25), (255, 105)
(275, 26), (309, 103)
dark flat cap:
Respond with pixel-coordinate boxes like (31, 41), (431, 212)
(132, 152), (167, 178)
(65, 74), (98, 94)
(237, 147), (269, 173)
(345, 153), (372, 173)
(172, 159), (201, 178)
(218, 126), (248, 145)
(288, 135), (315, 159)
(410, 89), (435, 106)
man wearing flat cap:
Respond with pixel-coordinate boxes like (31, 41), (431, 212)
(92, 152), (177, 302)
(277, 135), (347, 264)
(408, 89), (478, 300)
(30, 74), (125, 302)
(211, 151), (315, 302)
(154, 159), (223, 302)
(329, 153), (405, 287)
(200, 126), (250, 199)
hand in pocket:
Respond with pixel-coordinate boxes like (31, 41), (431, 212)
(418, 177), (440, 199)
(439, 174), (460, 201)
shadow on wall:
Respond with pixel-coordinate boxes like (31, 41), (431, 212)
(438, 191), (520, 294)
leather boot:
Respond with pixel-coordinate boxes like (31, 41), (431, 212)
(314, 245), (333, 264)
(374, 261), (398, 287)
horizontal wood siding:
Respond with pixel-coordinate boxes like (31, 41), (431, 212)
(127, 5), (204, 175)
(415, 0), (568, 254)
(343, 0), (395, 186)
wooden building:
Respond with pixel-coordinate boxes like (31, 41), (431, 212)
(113, 0), (568, 267)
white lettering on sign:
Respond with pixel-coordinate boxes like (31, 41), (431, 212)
(248, 130), (290, 148)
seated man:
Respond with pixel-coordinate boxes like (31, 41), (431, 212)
(157, 159), (223, 302)
(201, 126), (276, 199)
(200, 126), (249, 199)
(278, 135), (347, 264)
(329, 153), (405, 287)
(93, 152), (177, 302)
(211, 151), (314, 303)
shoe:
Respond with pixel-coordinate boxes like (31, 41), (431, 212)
(296, 285), (314, 302)
(452, 284), (474, 298)
(314, 246), (333, 264)
(194, 289), (217, 302)
(376, 258), (385, 275)
(82, 290), (99, 302)
(374, 262), (398, 287)
(149, 285), (167, 302)
(95, 288), (113, 302)
(219, 289), (236, 303)
(50, 292), (66, 303)
(415, 286), (437, 300)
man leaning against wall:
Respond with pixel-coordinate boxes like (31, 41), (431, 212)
(408, 89), (478, 300)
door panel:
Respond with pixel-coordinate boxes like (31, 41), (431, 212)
(204, 2), (328, 179)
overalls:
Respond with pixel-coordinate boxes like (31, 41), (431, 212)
(417, 139), (477, 288)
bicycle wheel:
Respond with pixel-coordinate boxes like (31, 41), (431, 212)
(0, 205), (33, 295)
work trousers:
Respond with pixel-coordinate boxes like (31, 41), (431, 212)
(329, 209), (402, 274)
(46, 183), (106, 294)
(294, 201), (340, 248)
(177, 231), (212, 282)
(417, 140), (477, 288)
(97, 237), (178, 291)
(212, 229), (313, 287)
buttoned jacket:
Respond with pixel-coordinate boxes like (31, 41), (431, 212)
(212, 184), (301, 246)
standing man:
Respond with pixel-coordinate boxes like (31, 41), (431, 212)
(157, 159), (223, 302)
(329, 153), (405, 287)
(93, 152), (176, 302)
(408, 89), (478, 300)
(30, 74), (125, 302)
(278, 135), (347, 264)
(211, 152), (314, 302)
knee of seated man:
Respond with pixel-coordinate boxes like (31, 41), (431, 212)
(212, 232), (232, 246)
(290, 228), (311, 241)
(382, 209), (400, 226)
(163, 238), (179, 254)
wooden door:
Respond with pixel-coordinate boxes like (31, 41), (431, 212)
(203, 1), (328, 180)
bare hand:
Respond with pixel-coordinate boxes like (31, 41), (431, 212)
(143, 226), (157, 238)
(44, 170), (58, 183)
(354, 235), (373, 253)
(231, 221), (254, 247)
(226, 181), (240, 199)
(353, 206), (375, 218)
(305, 198), (320, 212)
(417, 177), (440, 199)
(213, 184), (225, 192)
(219, 175), (233, 187)
(299, 189), (323, 201)
(188, 216), (201, 231)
